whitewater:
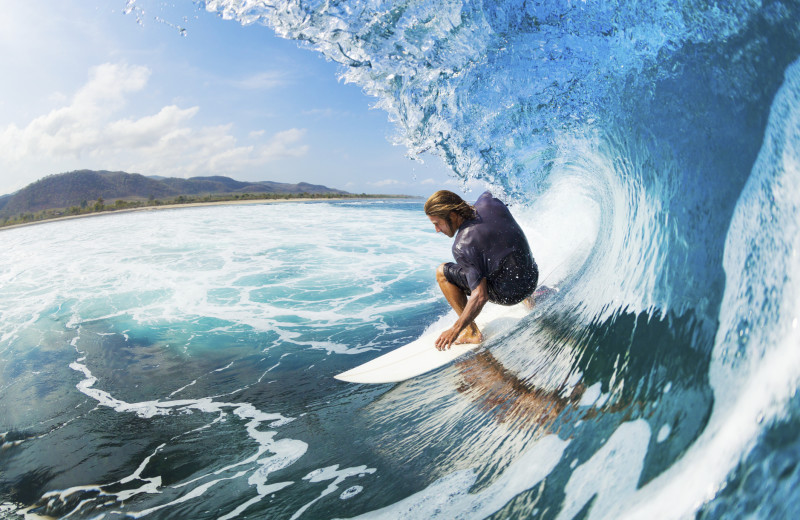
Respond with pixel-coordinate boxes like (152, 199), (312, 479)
(3, 0), (800, 518)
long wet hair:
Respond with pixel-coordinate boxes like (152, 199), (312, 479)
(424, 190), (477, 228)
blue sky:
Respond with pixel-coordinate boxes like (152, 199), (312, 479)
(0, 0), (461, 197)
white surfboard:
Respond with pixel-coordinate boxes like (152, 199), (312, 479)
(334, 303), (529, 384)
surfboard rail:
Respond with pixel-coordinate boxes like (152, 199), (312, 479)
(334, 303), (528, 384)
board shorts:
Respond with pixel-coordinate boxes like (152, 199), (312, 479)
(443, 252), (539, 306)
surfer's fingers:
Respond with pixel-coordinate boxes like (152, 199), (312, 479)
(436, 330), (454, 350)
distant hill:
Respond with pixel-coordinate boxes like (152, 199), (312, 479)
(0, 170), (349, 217)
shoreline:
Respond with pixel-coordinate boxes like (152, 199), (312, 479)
(0, 196), (417, 232)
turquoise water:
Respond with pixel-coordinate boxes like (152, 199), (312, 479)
(0, 201), (451, 517)
(4, 0), (800, 518)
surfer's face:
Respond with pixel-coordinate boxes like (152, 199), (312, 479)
(428, 214), (456, 237)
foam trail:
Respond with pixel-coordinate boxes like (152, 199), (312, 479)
(50, 337), (309, 518)
(351, 434), (567, 519)
(127, 470), (249, 519)
(557, 420), (651, 520)
(291, 465), (377, 520)
(40, 444), (166, 514)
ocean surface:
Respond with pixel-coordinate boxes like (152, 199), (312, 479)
(3, 0), (800, 518)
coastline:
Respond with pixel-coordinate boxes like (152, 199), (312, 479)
(0, 196), (414, 232)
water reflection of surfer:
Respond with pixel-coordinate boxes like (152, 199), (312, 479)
(455, 350), (586, 429)
(425, 190), (539, 350)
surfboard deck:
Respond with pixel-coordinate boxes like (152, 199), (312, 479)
(334, 303), (529, 384)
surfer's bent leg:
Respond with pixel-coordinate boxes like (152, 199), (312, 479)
(436, 263), (482, 343)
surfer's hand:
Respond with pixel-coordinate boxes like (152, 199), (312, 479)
(435, 327), (459, 350)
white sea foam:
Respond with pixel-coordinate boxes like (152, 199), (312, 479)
(557, 420), (651, 520)
(657, 424), (671, 443)
(340, 485), (364, 500)
(578, 382), (603, 407)
(57, 335), (310, 518)
(0, 202), (449, 359)
(350, 434), (567, 519)
(41, 444), (166, 515)
(292, 465), (377, 520)
(0, 201), (452, 518)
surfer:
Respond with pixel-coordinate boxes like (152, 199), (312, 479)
(425, 190), (538, 350)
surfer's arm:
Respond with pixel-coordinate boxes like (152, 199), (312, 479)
(435, 278), (489, 350)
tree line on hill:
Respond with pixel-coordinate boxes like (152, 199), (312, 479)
(0, 170), (398, 228)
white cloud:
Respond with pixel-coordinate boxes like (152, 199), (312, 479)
(371, 179), (402, 187)
(421, 178), (437, 184)
(261, 128), (309, 159)
(106, 105), (200, 149)
(0, 62), (309, 188)
(74, 62), (149, 111)
(120, 125), (309, 178)
(1, 63), (151, 160)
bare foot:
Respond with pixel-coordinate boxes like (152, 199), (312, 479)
(455, 325), (483, 344)
(525, 286), (559, 310)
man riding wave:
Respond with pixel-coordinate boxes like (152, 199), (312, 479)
(425, 190), (539, 350)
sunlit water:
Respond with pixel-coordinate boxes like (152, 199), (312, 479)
(0, 201), (446, 518)
(4, 0), (800, 518)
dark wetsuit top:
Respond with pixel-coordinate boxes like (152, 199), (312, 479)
(443, 191), (538, 305)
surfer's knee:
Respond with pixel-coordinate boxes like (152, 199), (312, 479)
(436, 263), (447, 283)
